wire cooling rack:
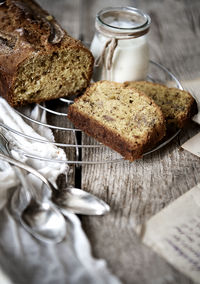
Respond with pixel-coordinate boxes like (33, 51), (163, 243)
(3, 61), (183, 165)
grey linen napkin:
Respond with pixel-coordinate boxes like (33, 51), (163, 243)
(0, 98), (121, 284)
(0, 195), (119, 284)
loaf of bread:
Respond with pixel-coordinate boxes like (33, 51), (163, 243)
(0, 0), (94, 107)
(68, 81), (166, 161)
(123, 81), (197, 129)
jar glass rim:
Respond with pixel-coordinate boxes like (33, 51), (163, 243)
(96, 6), (151, 35)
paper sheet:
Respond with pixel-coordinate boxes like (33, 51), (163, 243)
(181, 78), (200, 125)
(181, 132), (200, 158)
(138, 184), (200, 283)
(180, 78), (200, 157)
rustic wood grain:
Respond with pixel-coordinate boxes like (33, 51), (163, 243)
(38, 0), (200, 283)
(81, 1), (200, 283)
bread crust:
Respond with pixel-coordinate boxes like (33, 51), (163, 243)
(68, 81), (166, 162)
(0, 0), (94, 106)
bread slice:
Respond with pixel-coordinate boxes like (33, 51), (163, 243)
(68, 81), (166, 161)
(0, 0), (93, 107)
(123, 81), (197, 129)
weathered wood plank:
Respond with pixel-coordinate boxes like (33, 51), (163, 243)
(80, 0), (200, 283)
(37, 1), (200, 283)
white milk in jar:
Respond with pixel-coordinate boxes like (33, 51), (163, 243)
(90, 7), (151, 83)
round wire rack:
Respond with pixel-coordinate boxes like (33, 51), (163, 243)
(3, 61), (183, 165)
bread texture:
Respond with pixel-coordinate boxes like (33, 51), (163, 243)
(0, 0), (94, 107)
(68, 81), (166, 161)
(123, 81), (197, 129)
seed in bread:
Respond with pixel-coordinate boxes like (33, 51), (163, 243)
(68, 81), (166, 161)
(0, 0), (94, 107)
(123, 81), (197, 129)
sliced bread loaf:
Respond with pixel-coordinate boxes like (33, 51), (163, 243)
(0, 0), (94, 107)
(68, 81), (166, 161)
(123, 81), (197, 129)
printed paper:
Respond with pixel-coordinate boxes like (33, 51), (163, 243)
(138, 184), (200, 283)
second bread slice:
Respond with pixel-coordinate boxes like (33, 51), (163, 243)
(123, 81), (197, 129)
(68, 81), (166, 161)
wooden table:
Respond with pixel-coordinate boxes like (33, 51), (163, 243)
(39, 0), (200, 283)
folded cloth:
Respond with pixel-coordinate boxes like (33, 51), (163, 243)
(0, 98), (68, 191)
(0, 98), (121, 284)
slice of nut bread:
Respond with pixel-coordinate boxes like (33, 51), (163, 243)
(68, 80), (166, 161)
(124, 81), (197, 129)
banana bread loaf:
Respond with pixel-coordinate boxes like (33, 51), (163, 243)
(0, 0), (94, 107)
(68, 81), (166, 161)
(124, 81), (197, 129)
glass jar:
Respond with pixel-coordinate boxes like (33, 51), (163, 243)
(90, 7), (151, 83)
